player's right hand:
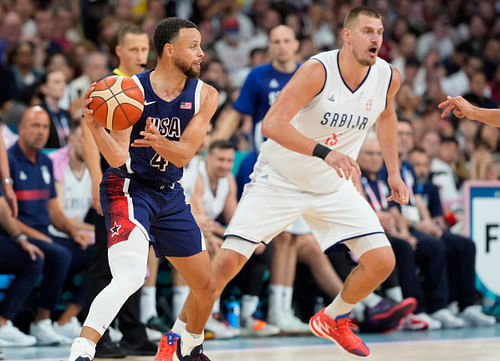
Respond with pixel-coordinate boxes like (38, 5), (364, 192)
(324, 150), (361, 180)
(81, 83), (99, 128)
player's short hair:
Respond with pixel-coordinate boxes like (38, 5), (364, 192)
(117, 24), (147, 46)
(343, 6), (382, 29)
(208, 139), (234, 153)
(153, 18), (198, 58)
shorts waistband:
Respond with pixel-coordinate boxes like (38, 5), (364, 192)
(112, 169), (175, 192)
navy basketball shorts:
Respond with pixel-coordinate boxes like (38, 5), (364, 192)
(100, 170), (205, 258)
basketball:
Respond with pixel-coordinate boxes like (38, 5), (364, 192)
(88, 75), (144, 130)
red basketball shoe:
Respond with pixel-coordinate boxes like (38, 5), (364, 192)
(310, 308), (370, 359)
(154, 331), (180, 361)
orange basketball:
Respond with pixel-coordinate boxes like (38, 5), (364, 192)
(88, 75), (144, 130)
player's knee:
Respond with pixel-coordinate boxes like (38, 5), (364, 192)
(361, 246), (395, 278)
(274, 232), (293, 247)
(190, 273), (216, 301)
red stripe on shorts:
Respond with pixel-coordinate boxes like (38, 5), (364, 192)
(104, 173), (137, 248)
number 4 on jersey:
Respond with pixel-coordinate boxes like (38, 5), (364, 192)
(150, 152), (168, 171)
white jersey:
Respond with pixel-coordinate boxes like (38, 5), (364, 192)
(49, 166), (92, 238)
(199, 160), (230, 220)
(259, 49), (393, 194)
(182, 154), (202, 201)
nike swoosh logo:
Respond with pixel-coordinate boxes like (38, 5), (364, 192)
(144, 100), (156, 106)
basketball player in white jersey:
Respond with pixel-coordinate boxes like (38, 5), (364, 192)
(181, 6), (409, 359)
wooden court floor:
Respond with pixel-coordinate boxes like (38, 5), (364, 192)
(5, 324), (500, 361)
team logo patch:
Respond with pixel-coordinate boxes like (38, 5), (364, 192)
(365, 100), (373, 112)
(269, 79), (279, 88)
(180, 101), (192, 109)
(110, 221), (122, 237)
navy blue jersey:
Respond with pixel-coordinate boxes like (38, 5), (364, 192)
(119, 70), (203, 183)
(8, 142), (56, 230)
(234, 62), (299, 150)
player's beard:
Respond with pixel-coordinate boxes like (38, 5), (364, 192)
(353, 47), (376, 66)
(175, 57), (200, 78)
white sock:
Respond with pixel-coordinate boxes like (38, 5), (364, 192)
(241, 295), (259, 319)
(172, 318), (186, 335)
(212, 298), (221, 314)
(283, 286), (293, 313)
(180, 327), (203, 357)
(325, 293), (355, 319)
(361, 293), (383, 308)
(385, 286), (403, 303)
(172, 286), (190, 320)
(140, 286), (157, 323)
(268, 284), (284, 315)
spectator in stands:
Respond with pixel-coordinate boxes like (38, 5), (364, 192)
(6, 41), (42, 100)
(52, 5), (81, 52)
(15, 0), (36, 39)
(66, 52), (110, 115)
(214, 17), (251, 76)
(0, 123), (43, 348)
(463, 71), (499, 109)
(0, 12), (23, 64)
(39, 69), (72, 148)
(31, 8), (63, 70)
(7, 106), (91, 344)
(409, 147), (496, 327)
(0, 177), (43, 347)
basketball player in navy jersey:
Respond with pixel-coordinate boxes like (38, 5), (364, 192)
(191, 7), (407, 360)
(68, 18), (219, 361)
(80, 24), (156, 358)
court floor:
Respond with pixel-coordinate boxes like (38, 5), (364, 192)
(4, 324), (500, 361)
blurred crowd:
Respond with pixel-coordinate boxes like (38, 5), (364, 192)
(1, 0), (500, 356)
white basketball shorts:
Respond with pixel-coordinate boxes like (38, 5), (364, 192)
(223, 175), (387, 257)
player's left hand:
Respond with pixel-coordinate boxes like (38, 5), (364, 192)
(386, 174), (409, 205)
(132, 118), (160, 148)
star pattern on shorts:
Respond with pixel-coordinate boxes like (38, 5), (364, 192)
(110, 222), (122, 237)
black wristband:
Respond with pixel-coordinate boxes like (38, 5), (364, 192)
(312, 143), (332, 160)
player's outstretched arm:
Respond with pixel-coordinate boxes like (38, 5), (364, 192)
(82, 84), (132, 168)
(438, 95), (500, 127)
(376, 66), (408, 205)
(132, 83), (219, 168)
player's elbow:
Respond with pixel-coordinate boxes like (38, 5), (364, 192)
(170, 155), (190, 168)
(106, 154), (129, 168)
(261, 118), (274, 139)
